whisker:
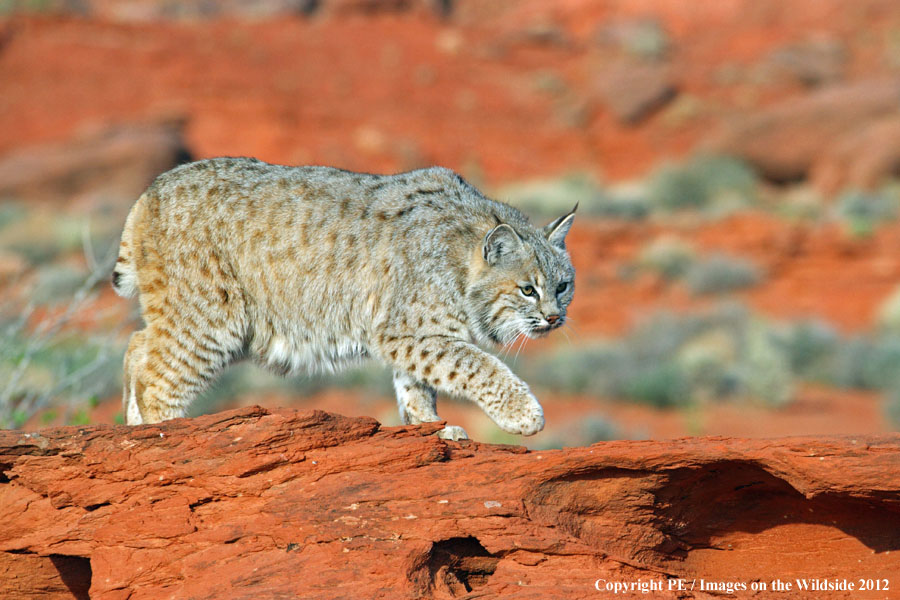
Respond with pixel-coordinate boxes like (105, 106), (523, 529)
(561, 319), (587, 345)
(513, 334), (529, 364)
(500, 331), (520, 360)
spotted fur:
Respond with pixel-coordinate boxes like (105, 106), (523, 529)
(114, 157), (576, 438)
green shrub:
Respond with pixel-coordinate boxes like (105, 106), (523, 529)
(877, 285), (900, 334)
(0, 226), (128, 429)
(623, 362), (691, 408)
(494, 174), (599, 220)
(190, 360), (393, 418)
(495, 174), (649, 221)
(622, 19), (670, 60)
(0, 329), (123, 429)
(829, 336), (878, 389)
(580, 414), (621, 443)
(775, 319), (839, 379)
(885, 387), (900, 427)
(526, 306), (900, 411)
(684, 253), (763, 295)
(596, 18), (671, 60)
(526, 343), (628, 398)
(638, 236), (696, 280)
(67, 409), (91, 426)
(741, 321), (793, 407)
(834, 188), (900, 238)
(40, 409), (58, 425)
(648, 154), (758, 212)
(0, 202), (26, 230)
(590, 194), (651, 220)
(649, 163), (709, 210)
(526, 304), (749, 405)
(823, 335), (900, 390)
(496, 155), (757, 222)
(677, 331), (741, 400)
(856, 337), (900, 389)
(835, 189), (898, 227)
(531, 413), (622, 450)
(522, 303), (807, 409)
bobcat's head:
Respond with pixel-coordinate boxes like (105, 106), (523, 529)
(466, 207), (576, 347)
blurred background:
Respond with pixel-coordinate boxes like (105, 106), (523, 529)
(2, 0), (900, 447)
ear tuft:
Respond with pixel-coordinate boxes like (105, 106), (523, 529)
(543, 204), (577, 249)
(483, 223), (524, 266)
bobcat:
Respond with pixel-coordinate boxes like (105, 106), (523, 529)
(113, 157), (575, 440)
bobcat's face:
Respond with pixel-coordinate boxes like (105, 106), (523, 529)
(467, 210), (576, 346)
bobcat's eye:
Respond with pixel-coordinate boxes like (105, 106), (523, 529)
(520, 285), (537, 298)
(557, 282), (569, 295)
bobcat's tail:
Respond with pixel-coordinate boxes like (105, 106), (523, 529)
(112, 195), (145, 298)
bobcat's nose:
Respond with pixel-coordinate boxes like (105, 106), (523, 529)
(545, 314), (560, 326)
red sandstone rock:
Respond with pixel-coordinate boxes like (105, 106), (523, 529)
(0, 118), (188, 206)
(705, 79), (900, 186)
(0, 407), (898, 599)
(810, 115), (900, 195)
(17, 0), (447, 21)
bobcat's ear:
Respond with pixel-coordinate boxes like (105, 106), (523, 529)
(543, 203), (577, 250)
(483, 223), (524, 267)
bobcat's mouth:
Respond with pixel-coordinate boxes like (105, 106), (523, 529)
(530, 320), (563, 338)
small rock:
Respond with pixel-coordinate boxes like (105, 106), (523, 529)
(595, 61), (677, 125)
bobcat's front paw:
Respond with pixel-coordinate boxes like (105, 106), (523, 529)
(493, 390), (545, 436)
(437, 425), (469, 440)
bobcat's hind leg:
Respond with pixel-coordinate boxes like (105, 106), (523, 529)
(123, 330), (147, 425)
(124, 321), (241, 425)
(393, 371), (468, 441)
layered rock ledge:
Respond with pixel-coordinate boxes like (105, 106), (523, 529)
(1, 407), (898, 599)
